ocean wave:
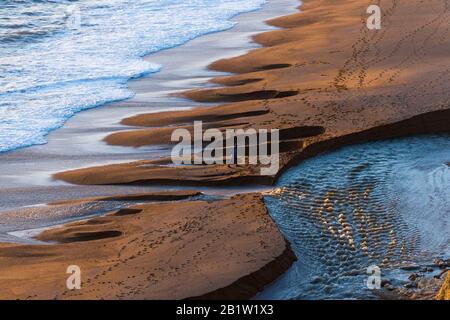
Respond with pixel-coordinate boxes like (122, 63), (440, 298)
(0, 0), (267, 153)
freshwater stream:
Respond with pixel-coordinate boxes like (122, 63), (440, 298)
(258, 135), (450, 299)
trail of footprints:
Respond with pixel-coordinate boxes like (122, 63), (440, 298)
(59, 197), (273, 299)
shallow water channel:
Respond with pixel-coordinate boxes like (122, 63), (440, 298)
(258, 135), (450, 299)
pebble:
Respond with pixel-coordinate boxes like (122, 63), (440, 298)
(310, 276), (322, 284)
(433, 258), (447, 269)
(381, 279), (391, 287)
(408, 273), (420, 281)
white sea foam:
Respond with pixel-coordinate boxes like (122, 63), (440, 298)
(0, 0), (267, 152)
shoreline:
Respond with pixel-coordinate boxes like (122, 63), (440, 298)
(1, 0), (450, 299)
(53, 0), (450, 299)
(0, 0), (297, 211)
(56, 0), (450, 188)
(0, 0), (300, 300)
(0, 192), (296, 299)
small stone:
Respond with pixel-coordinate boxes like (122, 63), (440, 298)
(408, 273), (420, 281)
(323, 285), (333, 294)
(310, 276), (322, 284)
(381, 280), (391, 287)
(436, 269), (449, 279)
(433, 258), (447, 269)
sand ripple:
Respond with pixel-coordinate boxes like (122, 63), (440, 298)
(259, 135), (450, 299)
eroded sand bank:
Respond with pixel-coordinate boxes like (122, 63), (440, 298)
(0, 192), (295, 299)
(56, 0), (450, 189)
(52, 1), (450, 297)
(2, 0), (450, 299)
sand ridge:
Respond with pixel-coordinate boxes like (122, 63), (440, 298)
(0, 192), (295, 299)
(56, 0), (450, 188)
(52, 0), (450, 299)
(5, 0), (450, 299)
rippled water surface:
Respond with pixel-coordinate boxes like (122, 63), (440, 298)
(258, 135), (450, 299)
(0, 0), (266, 152)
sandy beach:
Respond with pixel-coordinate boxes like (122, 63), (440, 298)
(0, 0), (296, 210)
(1, 0), (450, 299)
(0, 0), (299, 300)
(56, 0), (450, 188)
(0, 192), (294, 299)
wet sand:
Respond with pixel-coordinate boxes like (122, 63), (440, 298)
(54, 0), (450, 298)
(0, 192), (295, 299)
(0, 0), (299, 300)
(56, 0), (450, 191)
(0, 0), (296, 210)
(2, 0), (450, 299)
